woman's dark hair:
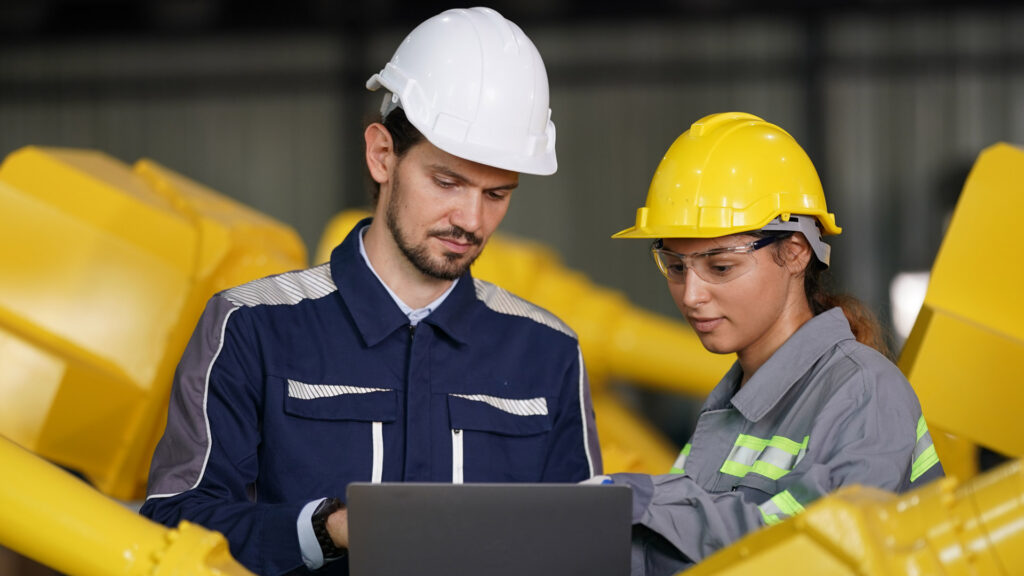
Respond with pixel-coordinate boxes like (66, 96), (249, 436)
(368, 107), (427, 205)
(760, 230), (894, 360)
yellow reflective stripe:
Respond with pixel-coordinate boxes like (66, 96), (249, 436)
(758, 490), (806, 526)
(911, 415), (940, 482)
(760, 509), (783, 526)
(911, 444), (940, 482)
(735, 434), (769, 451)
(720, 460), (751, 477)
(766, 435), (805, 455)
(669, 443), (692, 475)
(751, 460), (790, 481)
(772, 491), (806, 516)
(720, 434), (810, 480)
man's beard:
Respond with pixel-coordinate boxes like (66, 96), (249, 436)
(385, 172), (483, 281)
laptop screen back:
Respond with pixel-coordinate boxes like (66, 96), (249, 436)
(347, 483), (632, 576)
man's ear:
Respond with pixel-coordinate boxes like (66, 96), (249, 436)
(364, 123), (395, 184)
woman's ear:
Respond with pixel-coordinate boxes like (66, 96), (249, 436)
(364, 123), (395, 184)
(784, 234), (814, 274)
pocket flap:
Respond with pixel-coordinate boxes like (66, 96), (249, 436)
(447, 393), (552, 436)
(284, 380), (397, 422)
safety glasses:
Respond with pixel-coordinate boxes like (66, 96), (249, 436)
(651, 236), (781, 284)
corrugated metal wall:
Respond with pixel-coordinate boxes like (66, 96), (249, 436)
(2, 7), (1022, 330)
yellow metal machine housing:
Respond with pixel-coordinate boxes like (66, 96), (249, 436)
(899, 142), (1024, 482)
(0, 146), (308, 501)
(0, 434), (255, 576)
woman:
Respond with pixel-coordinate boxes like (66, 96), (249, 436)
(603, 112), (943, 575)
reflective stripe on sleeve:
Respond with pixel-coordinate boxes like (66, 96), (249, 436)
(911, 415), (940, 482)
(758, 490), (807, 526)
(669, 443), (692, 474)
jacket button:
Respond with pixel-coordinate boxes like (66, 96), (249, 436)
(453, 429), (462, 434)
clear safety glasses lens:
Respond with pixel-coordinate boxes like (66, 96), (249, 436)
(651, 237), (781, 284)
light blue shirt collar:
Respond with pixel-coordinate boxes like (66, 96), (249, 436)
(358, 225), (457, 326)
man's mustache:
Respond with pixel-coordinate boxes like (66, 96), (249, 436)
(430, 226), (481, 246)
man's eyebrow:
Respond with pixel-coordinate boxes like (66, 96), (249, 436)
(430, 164), (519, 192)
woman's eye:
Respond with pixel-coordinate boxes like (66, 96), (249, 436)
(706, 257), (737, 275)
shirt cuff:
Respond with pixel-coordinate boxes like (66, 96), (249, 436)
(298, 498), (326, 570)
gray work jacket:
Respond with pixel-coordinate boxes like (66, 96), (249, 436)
(611, 307), (943, 576)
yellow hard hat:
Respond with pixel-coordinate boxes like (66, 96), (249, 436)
(613, 112), (841, 241)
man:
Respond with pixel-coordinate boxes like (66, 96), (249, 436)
(140, 7), (601, 576)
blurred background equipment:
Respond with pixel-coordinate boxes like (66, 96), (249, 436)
(0, 146), (307, 502)
(0, 435), (256, 576)
(898, 142), (1024, 483)
(686, 459), (1024, 576)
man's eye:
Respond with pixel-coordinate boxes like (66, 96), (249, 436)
(486, 190), (509, 201)
(435, 179), (456, 188)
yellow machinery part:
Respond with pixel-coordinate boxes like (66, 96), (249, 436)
(688, 457), (1024, 576)
(316, 210), (734, 474)
(0, 146), (307, 500)
(0, 434), (254, 576)
(899, 143), (1024, 481)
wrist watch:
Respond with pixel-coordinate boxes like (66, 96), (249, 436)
(311, 497), (346, 560)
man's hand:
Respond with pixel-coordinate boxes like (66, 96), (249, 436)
(327, 506), (349, 549)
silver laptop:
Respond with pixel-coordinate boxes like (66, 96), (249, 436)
(347, 483), (632, 576)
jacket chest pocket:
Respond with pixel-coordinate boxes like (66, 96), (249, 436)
(280, 379), (397, 484)
(446, 393), (552, 483)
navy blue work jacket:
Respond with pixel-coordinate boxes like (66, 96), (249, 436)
(141, 219), (602, 575)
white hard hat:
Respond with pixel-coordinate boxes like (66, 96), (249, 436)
(366, 7), (557, 175)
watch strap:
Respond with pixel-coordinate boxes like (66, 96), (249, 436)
(311, 497), (346, 560)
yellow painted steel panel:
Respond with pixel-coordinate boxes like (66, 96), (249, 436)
(689, 461), (1024, 575)
(0, 435), (254, 576)
(0, 146), (307, 500)
(900, 143), (1024, 475)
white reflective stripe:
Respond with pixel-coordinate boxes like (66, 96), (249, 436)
(576, 346), (595, 477)
(287, 380), (390, 400)
(223, 263), (335, 307)
(452, 429), (464, 484)
(473, 279), (575, 338)
(450, 393), (548, 416)
(371, 422), (383, 483)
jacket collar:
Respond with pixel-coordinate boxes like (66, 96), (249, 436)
(707, 307), (855, 422)
(330, 217), (474, 347)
